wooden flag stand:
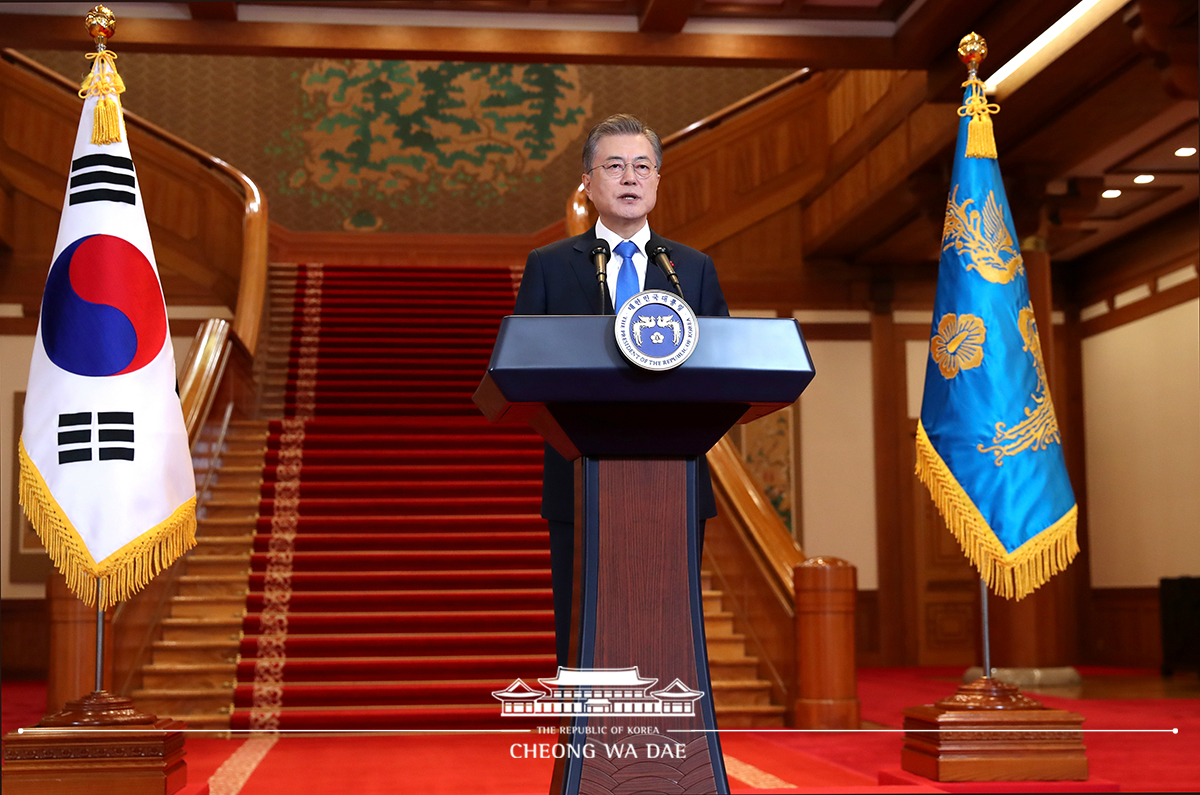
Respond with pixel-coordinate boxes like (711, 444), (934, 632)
(3, 581), (191, 795)
(898, 580), (1088, 783)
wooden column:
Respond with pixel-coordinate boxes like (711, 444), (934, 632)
(793, 557), (860, 728)
(987, 236), (1079, 668)
(870, 283), (914, 665)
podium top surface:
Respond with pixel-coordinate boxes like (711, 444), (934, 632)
(481, 315), (814, 408)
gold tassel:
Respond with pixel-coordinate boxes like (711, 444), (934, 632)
(18, 438), (197, 609)
(78, 49), (125, 146)
(914, 421), (1078, 599)
(92, 96), (122, 145)
(958, 78), (1000, 160)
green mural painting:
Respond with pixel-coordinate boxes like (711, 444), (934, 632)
(270, 60), (592, 230)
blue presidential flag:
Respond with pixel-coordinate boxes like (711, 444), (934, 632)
(18, 43), (195, 609)
(915, 52), (1077, 600)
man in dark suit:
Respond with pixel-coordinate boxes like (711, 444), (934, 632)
(513, 114), (729, 667)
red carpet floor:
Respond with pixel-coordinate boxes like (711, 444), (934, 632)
(231, 264), (557, 732)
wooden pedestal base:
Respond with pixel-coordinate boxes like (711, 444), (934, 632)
(2, 691), (187, 795)
(901, 678), (1087, 782)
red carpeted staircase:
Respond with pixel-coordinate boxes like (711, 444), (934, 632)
(129, 261), (785, 729)
(228, 263), (556, 730)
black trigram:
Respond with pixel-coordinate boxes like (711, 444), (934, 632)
(68, 154), (136, 206)
(57, 412), (134, 464)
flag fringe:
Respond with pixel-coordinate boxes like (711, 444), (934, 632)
(18, 438), (197, 610)
(915, 421), (1078, 600)
(958, 78), (999, 160)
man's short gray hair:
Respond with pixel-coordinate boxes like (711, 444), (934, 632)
(581, 114), (663, 173)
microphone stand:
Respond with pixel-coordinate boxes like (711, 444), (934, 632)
(590, 242), (613, 314)
(648, 244), (684, 299)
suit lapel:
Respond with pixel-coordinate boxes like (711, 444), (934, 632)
(644, 260), (669, 292)
(570, 227), (601, 313)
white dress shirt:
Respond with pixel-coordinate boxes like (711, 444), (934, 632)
(595, 219), (650, 306)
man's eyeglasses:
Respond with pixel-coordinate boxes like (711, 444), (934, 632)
(590, 160), (657, 180)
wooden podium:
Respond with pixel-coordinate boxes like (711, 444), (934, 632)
(475, 315), (814, 795)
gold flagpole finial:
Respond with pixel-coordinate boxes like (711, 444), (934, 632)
(957, 32), (987, 78)
(85, 5), (116, 50)
(956, 32), (999, 160)
(80, 6), (124, 145)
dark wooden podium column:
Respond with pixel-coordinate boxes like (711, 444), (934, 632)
(553, 457), (726, 795)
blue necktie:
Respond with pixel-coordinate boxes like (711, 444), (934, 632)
(613, 240), (639, 311)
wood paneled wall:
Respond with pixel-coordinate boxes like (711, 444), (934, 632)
(1087, 588), (1161, 669)
(0, 56), (250, 316)
(0, 598), (49, 679)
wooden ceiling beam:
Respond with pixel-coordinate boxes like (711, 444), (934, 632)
(188, 3), (238, 22)
(638, 0), (697, 33)
(0, 14), (905, 69)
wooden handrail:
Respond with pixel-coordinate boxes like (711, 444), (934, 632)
(661, 68), (812, 150)
(707, 437), (805, 602)
(177, 319), (233, 448)
(1, 49), (269, 355)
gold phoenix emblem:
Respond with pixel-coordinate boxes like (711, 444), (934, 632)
(942, 185), (1024, 284)
(978, 305), (1061, 464)
(931, 313), (986, 379)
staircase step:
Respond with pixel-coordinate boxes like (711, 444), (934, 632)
(152, 640), (240, 664)
(242, 609), (552, 635)
(178, 574), (251, 597)
(141, 662), (237, 689)
(239, 632), (556, 658)
(713, 704), (788, 728)
(130, 687), (234, 717)
(161, 617), (244, 642)
(703, 611), (736, 636)
(186, 554), (252, 577)
(257, 496), (541, 517)
(243, 588), (552, 612)
(711, 679), (775, 707)
(169, 595), (248, 618)
(246, 569), (550, 592)
(235, 655), (555, 683)
(252, 531), (548, 553)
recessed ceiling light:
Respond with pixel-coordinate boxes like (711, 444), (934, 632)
(1101, 189), (1122, 199)
(1175, 147), (1198, 157)
(1133, 174), (1155, 184)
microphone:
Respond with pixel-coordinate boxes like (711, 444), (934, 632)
(647, 243), (684, 298)
(590, 239), (611, 284)
(590, 239), (613, 314)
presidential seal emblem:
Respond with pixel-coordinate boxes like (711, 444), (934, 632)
(614, 290), (699, 371)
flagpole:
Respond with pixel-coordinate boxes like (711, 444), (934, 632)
(95, 578), (104, 692)
(979, 577), (991, 680)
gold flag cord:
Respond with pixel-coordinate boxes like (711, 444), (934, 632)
(958, 77), (999, 160)
(79, 49), (125, 145)
(915, 420), (1078, 600)
(18, 438), (197, 609)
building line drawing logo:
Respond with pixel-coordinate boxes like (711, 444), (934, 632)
(492, 666), (704, 716)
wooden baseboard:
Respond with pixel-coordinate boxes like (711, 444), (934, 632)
(1, 598), (49, 679)
(1087, 587), (1160, 669)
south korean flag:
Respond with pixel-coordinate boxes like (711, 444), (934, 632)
(18, 50), (195, 609)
